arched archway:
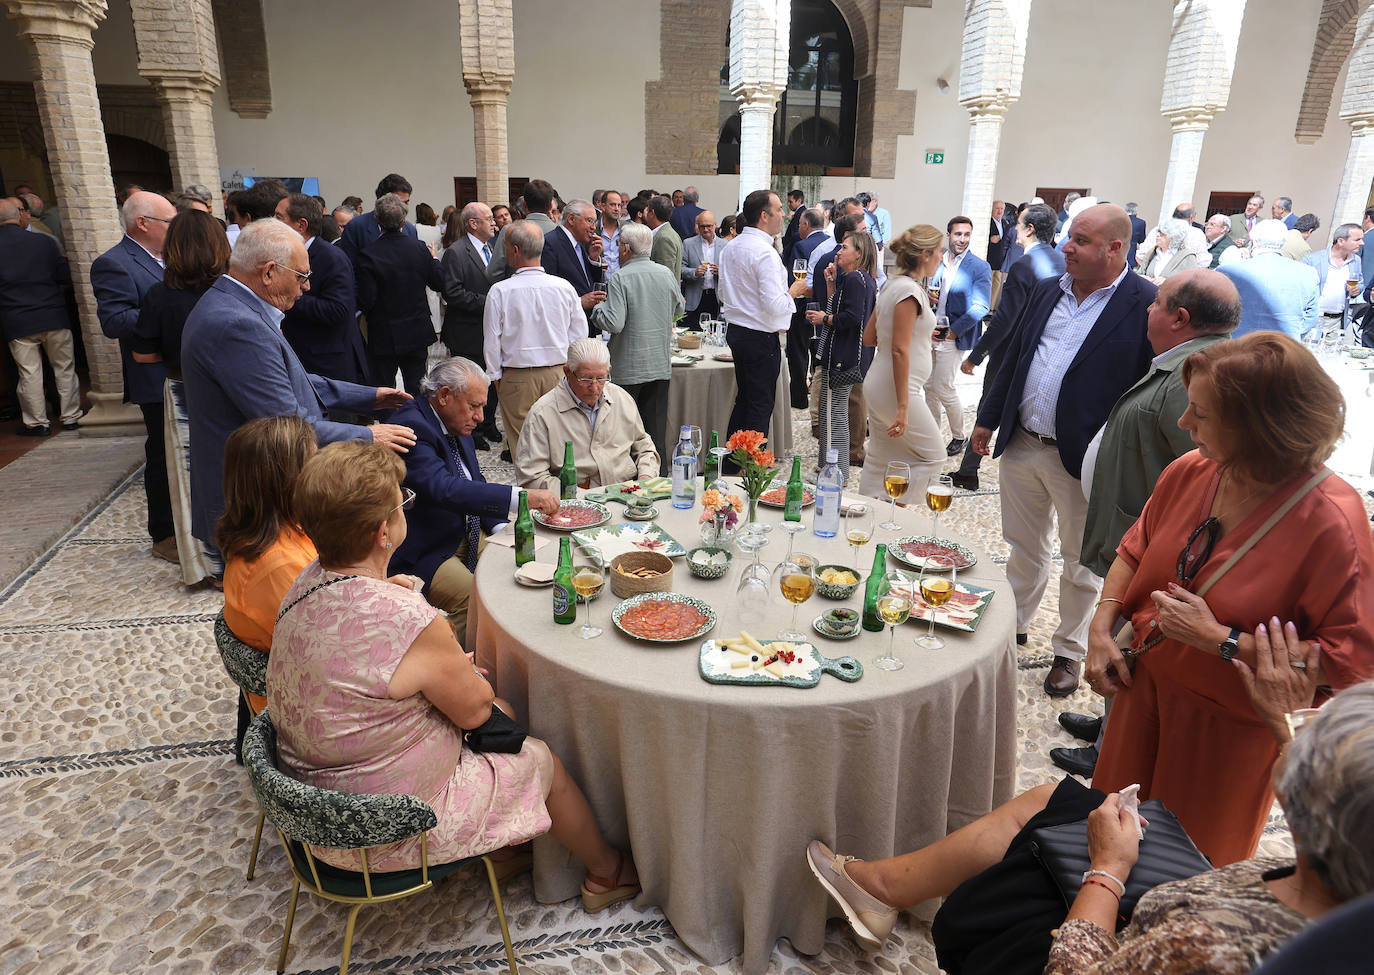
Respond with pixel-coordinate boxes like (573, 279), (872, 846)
(106, 134), (172, 195)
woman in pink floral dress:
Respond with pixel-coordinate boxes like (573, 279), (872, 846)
(267, 439), (637, 912)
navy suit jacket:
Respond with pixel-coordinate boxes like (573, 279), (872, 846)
(968, 244), (1066, 366)
(781, 205), (805, 264)
(0, 224), (70, 341)
(439, 236), (492, 362)
(542, 226), (600, 334)
(670, 203), (703, 241)
(388, 397), (514, 587)
(281, 236), (367, 383)
(337, 210), (417, 273)
(356, 232), (443, 356)
(935, 251), (993, 351)
(181, 276), (378, 543)
(1127, 215), (1148, 270)
(976, 270), (1155, 479)
(90, 235), (167, 404)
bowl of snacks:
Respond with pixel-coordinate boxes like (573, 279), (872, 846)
(624, 497), (659, 521)
(676, 332), (703, 350)
(610, 551), (674, 598)
(686, 546), (732, 579)
(815, 564), (861, 599)
(815, 607), (861, 637)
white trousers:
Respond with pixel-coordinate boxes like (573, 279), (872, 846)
(924, 340), (965, 439)
(9, 329), (80, 428)
(998, 427), (1101, 661)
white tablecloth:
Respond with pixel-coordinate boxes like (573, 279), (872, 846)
(666, 348), (794, 459)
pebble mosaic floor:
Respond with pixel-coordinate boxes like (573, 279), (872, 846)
(0, 392), (1300, 975)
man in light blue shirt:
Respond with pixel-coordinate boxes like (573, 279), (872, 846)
(1217, 218), (1319, 340)
(863, 191), (891, 251)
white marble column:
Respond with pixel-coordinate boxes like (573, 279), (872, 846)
(1332, 7), (1374, 226)
(460, 0), (515, 206)
(729, 0), (788, 212)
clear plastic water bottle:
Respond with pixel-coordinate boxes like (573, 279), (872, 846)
(671, 426), (697, 509)
(814, 449), (843, 538)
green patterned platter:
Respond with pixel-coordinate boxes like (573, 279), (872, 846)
(699, 637), (862, 687)
(887, 535), (977, 571)
(612, 591), (717, 644)
(532, 499), (611, 532)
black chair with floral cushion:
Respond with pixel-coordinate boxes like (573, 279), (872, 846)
(240, 710), (520, 975)
(214, 611), (269, 879)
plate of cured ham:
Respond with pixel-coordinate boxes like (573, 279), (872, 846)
(888, 535), (977, 571)
(533, 500), (611, 531)
(889, 578), (995, 633)
(612, 592), (717, 643)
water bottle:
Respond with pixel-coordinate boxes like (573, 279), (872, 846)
(814, 449), (843, 538)
(671, 425), (697, 509)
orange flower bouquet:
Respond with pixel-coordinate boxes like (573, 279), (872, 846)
(726, 430), (777, 523)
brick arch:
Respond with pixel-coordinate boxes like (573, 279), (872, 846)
(829, 0), (873, 77)
(100, 106), (165, 151)
(1295, 0), (1374, 144)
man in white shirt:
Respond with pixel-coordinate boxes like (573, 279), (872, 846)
(718, 189), (810, 465)
(483, 220), (588, 457)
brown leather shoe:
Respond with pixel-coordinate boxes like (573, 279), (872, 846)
(1043, 655), (1081, 697)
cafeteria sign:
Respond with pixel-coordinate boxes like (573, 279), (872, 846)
(925, 151), (945, 165)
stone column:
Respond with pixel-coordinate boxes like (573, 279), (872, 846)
(130, 0), (223, 218)
(729, 0), (788, 212)
(1154, 0), (1247, 226)
(459, 0), (514, 206)
(4, 0), (136, 431)
(1331, 7), (1374, 226)
(958, 0), (1033, 258)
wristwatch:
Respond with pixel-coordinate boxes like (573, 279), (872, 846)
(1218, 626), (1242, 661)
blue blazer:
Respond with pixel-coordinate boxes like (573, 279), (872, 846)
(281, 236), (367, 383)
(90, 235), (167, 404)
(356, 231), (443, 356)
(388, 397), (514, 587)
(542, 226), (600, 334)
(337, 210), (417, 274)
(0, 224), (70, 341)
(1127, 215), (1147, 271)
(976, 270), (1155, 479)
(669, 203), (703, 241)
(968, 244), (1066, 366)
(933, 251), (992, 351)
(181, 276), (379, 543)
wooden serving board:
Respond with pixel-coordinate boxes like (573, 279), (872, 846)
(585, 477), (674, 504)
(698, 638), (862, 687)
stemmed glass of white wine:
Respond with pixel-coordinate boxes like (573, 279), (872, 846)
(772, 552), (816, 642)
(873, 572), (912, 671)
(926, 473), (954, 542)
(572, 558), (606, 639)
(914, 561), (956, 650)
(845, 504), (875, 568)
(881, 461), (910, 531)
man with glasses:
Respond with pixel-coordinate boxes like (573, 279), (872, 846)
(681, 210), (722, 324)
(91, 190), (180, 563)
(515, 338), (659, 492)
(542, 200), (607, 334)
(181, 219), (415, 571)
(391, 356), (560, 640)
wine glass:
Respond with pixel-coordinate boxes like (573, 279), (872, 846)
(874, 572), (912, 671)
(926, 474), (954, 542)
(699, 311), (712, 331)
(792, 258), (808, 285)
(881, 461), (910, 530)
(779, 519), (807, 557)
(772, 552), (816, 641)
(735, 540), (772, 628)
(845, 504), (875, 568)
(710, 445), (731, 480)
(738, 521), (771, 571)
(572, 558), (606, 639)
(685, 425), (703, 458)
(914, 561), (956, 650)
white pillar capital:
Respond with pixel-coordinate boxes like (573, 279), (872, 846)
(3, 0), (106, 38)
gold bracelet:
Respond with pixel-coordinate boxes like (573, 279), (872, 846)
(1096, 596), (1124, 609)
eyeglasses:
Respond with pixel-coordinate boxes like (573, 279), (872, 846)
(142, 215), (172, 225)
(389, 487), (416, 515)
(273, 262), (312, 282)
(570, 375), (609, 388)
(1176, 516), (1220, 586)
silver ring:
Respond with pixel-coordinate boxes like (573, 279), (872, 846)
(1291, 661), (1308, 671)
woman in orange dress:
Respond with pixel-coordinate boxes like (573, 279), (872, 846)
(1086, 332), (1374, 866)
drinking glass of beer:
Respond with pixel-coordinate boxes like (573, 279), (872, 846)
(881, 461), (910, 530)
(792, 258), (808, 284)
(572, 558), (606, 639)
(926, 474), (954, 541)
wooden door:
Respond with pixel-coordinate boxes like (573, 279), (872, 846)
(1035, 186), (1091, 214)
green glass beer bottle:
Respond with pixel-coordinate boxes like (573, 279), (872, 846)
(784, 455), (805, 522)
(552, 536), (577, 624)
(514, 490), (536, 567)
(861, 543), (889, 632)
(702, 430), (720, 486)
(559, 441), (578, 500)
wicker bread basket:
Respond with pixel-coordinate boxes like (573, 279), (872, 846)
(677, 332), (703, 350)
(610, 551), (674, 598)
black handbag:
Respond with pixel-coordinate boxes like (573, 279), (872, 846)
(1026, 798), (1211, 923)
(826, 270), (874, 386)
(463, 704), (527, 754)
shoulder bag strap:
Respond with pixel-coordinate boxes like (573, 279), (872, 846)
(1194, 468), (1332, 599)
(276, 574), (358, 623)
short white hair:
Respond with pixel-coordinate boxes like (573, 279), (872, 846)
(229, 218), (303, 271)
(420, 356), (488, 397)
(567, 337), (610, 372)
(619, 222), (652, 258)
(562, 199), (594, 225)
(1156, 218), (1190, 250)
(1249, 218), (1289, 253)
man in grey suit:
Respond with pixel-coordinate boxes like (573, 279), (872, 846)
(680, 210), (721, 323)
(90, 190), (178, 562)
(440, 201), (500, 446)
(485, 179), (559, 283)
(181, 220), (415, 564)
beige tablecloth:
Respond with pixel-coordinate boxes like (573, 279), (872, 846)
(470, 491), (1016, 972)
(666, 347), (794, 459)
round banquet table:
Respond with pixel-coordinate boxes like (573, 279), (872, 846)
(665, 344), (794, 459)
(470, 488), (1017, 973)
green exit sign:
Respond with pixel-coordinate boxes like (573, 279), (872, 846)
(925, 151), (945, 165)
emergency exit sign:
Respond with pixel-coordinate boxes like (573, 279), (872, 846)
(925, 151), (945, 165)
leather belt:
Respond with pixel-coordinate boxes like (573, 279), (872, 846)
(1028, 432), (1058, 447)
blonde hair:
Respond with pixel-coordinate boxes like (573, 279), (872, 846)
(843, 231), (879, 277)
(293, 440), (406, 566)
(889, 224), (943, 275)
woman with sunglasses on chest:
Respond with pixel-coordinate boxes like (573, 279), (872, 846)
(1085, 331), (1374, 867)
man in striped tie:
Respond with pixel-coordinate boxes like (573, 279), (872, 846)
(390, 356), (560, 642)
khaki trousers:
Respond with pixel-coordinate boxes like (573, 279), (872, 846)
(9, 329), (80, 428)
(924, 341), (965, 440)
(998, 428), (1101, 661)
(990, 270), (1006, 310)
(496, 364), (563, 457)
(427, 534), (488, 650)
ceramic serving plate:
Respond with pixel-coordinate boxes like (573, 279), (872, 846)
(698, 637), (862, 686)
(612, 591), (717, 643)
(532, 499), (611, 531)
(887, 535), (978, 571)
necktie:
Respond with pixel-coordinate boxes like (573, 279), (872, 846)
(445, 435), (483, 571)
(482, 243), (492, 263)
